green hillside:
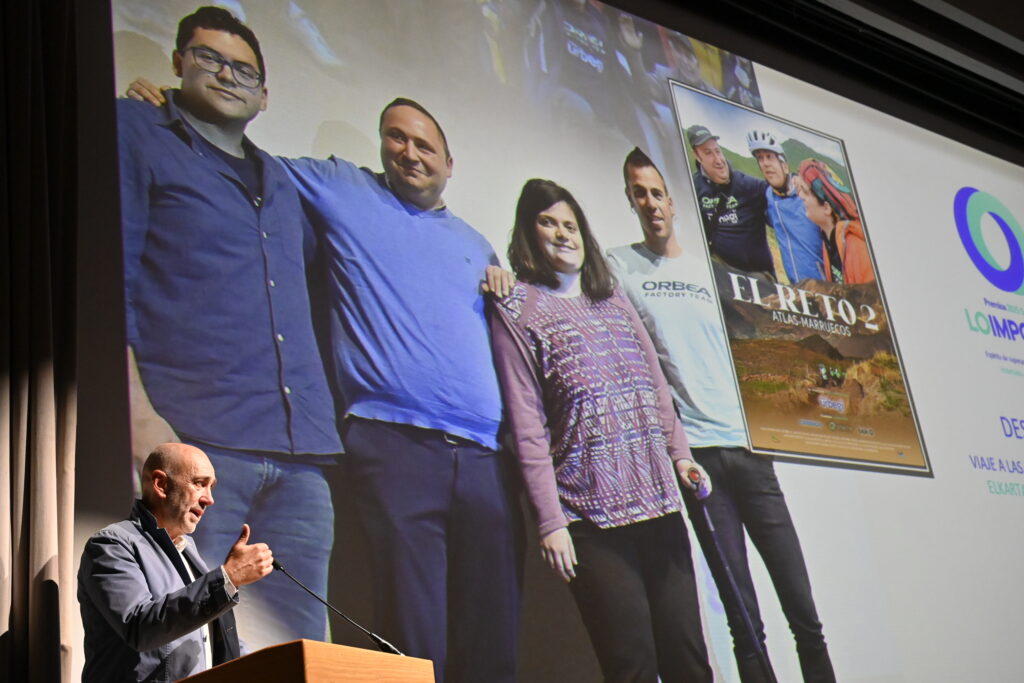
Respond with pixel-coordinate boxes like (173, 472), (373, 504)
(722, 147), (761, 177)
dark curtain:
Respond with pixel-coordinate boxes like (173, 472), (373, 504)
(1, 0), (80, 681)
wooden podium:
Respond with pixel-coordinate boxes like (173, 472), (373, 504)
(181, 639), (434, 682)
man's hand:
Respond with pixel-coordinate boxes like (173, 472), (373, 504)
(676, 459), (713, 500)
(222, 524), (274, 587)
(481, 265), (515, 298)
(126, 77), (168, 106)
(540, 527), (577, 583)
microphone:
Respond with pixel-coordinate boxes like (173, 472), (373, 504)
(272, 559), (404, 656)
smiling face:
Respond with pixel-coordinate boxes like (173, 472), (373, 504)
(693, 138), (729, 185)
(754, 149), (790, 192)
(796, 176), (835, 233)
(173, 27), (267, 126)
(380, 105), (453, 210)
(626, 164), (675, 244)
(534, 201), (585, 274)
(152, 446), (217, 541)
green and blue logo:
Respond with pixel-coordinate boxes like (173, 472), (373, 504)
(955, 187), (1024, 294)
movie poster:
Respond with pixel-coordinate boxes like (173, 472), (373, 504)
(670, 81), (930, 473)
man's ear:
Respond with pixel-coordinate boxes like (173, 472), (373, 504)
(445, 154), (453, 179)
(260, 85), (268, 112)
(151, 469), (171, 500)
(172, 51), (183, 78)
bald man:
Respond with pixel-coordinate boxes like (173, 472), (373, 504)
(78, 443), (274, 682)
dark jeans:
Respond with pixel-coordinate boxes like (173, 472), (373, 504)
(567, 513), (712, 683)
(342, 417), (523, 683)
(188, 445), (334, 647)
(685, 446), (835, 683)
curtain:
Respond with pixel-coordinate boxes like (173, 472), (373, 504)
(1, 0), (79, 681)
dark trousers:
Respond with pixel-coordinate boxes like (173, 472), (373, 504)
(567, 513), (712, 683)
(684, 447), (835, 683)
(342, 417), (523, 683)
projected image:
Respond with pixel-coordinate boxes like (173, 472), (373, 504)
(671, 81), (930, 473)
(108, 1), (784, 680)
(93, 2), (1024, 682)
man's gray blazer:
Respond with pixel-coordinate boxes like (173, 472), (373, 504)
(78, 499), (241, 682)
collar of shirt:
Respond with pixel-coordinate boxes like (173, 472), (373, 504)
(771, 174), (798, 198)
(159, 89), (258, 159)
(379, 171), (447, 212)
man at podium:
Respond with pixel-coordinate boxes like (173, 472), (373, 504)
(78, 443), (275, 682)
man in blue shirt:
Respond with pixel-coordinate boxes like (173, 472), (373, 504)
(746, 129), (825, 283)
(280, 99), (522, 683)
(117, 7), (341, 648)
(688, 124), (775, 277)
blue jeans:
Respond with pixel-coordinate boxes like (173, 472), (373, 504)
(187, 444), (334, 648)
(684, 447), (834, 683)
(342, 417), (523, 683)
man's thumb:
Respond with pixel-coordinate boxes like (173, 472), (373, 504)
(235, 523), (250, 546)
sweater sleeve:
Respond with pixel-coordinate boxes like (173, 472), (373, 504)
(617, 290), (693, 463)
(488, 296), (568, 537)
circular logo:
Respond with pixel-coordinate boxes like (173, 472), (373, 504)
(954, 187), (1024, 294)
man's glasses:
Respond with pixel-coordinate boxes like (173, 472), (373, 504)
(183, 46), (263, 89)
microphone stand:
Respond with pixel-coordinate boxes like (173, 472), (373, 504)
(272, 559), (404, 656)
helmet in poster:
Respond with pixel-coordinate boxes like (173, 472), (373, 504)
(746, 129), (785, 157)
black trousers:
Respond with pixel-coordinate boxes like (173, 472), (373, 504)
(567, 512), (712, 683)
(685, 447), (835, 683)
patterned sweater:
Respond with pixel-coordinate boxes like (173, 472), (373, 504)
(490, 282), (692, 536)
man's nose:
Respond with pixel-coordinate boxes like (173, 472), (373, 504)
(400, 139), (419, 161)
(203, 488), (215, 506)
(215, 62), (236, 84)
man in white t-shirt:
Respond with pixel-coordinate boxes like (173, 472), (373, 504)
(607, 148), (835, 683)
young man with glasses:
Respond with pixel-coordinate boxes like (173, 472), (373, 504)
(117, 6), (342, 649)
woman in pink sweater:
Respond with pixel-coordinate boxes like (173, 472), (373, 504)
(489, 178), (713, 682)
